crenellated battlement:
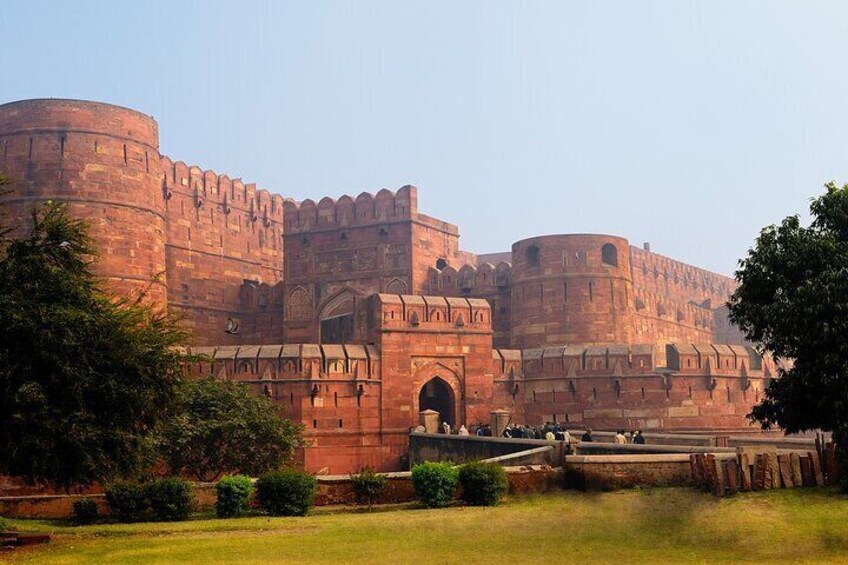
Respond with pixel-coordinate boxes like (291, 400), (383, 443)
(427, 261), (512, 293)
(283, 185), (419, 232)
(630, 245), (736, 305)
(371, 293), (492, 330)
(186, 343), (381, 381)
(517, 342), (772, 379)
(159, 155), (286, 228)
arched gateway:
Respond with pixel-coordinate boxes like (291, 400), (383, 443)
(418, 377), (456, 427)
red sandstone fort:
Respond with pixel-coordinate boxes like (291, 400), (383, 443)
(0, 99), (777, 473)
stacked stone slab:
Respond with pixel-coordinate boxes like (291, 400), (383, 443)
(692, 450), (824, 497)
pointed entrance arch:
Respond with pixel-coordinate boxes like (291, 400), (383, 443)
(418, 377), (456, 427)
(318, 289), (358, 344)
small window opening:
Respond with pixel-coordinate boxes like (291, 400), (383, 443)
(601, 243), (618, 267)
(525, 245), (540, 267)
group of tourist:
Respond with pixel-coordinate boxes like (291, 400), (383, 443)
(416, 421), (648, 446)
(498, 422), (576, 443)
(614, 429), (646, 444)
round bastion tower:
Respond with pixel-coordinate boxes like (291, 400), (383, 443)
(510, 234), (636, 348)
(0, 99), (167, 305)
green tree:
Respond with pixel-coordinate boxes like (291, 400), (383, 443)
(0, 199), (187, 490)
(158, 376), (305, 481)
(729, 182), (848, 490)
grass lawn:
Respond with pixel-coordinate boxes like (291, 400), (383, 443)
(3, 488), (848, 564)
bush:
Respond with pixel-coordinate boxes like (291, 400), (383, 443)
(105, 481), (148, 522)
(0, 516), (12, 532)
(458, 461), (508, 506)
(350, 468), (387, 510)
(255, 468), (316, 517)
(216, 475), (254, 518)
(411, 462), (458, 508)
(72, 497), (99, 524)
(145, 477), (194, 521)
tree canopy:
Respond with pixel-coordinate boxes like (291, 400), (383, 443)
(0, 177), (305, 489)
(729, 182), (848, 487)
(0, 199), (187, 489)
(157, 376), (306, 481)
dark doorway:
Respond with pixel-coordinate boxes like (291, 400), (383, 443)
(320, 314), (354, 344)
(418, 378), (455, 427)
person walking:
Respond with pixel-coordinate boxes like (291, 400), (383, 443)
(634, 430), (646, 444)
(614, 429), (627, 445)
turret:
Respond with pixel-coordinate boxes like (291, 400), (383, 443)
(0, 99), (167, 304)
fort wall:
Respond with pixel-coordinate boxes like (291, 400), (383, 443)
(519, 342), (773, 432)
(185, 335), (772, 473)
(0, 99), (286, 345)
(629, 245), (736, 307)
(186, 293), (514, 473)
(159, 156), (285, 344)
(0, 98), (764, 475)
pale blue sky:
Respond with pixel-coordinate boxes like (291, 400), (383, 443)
(3, 1), (848, 275)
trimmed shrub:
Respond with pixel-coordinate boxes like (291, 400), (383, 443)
(0, 517), (12, 532)
(255, 468), (316, 517)
(145, 477), (194, 521)
(216, 475), (254, 518)
(350, 467), (387, 510)
(105, 481), (148, 522)
(72, 497), (99, 524)
(411, 462), (458, 508)
(458, 461), (508, 506)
